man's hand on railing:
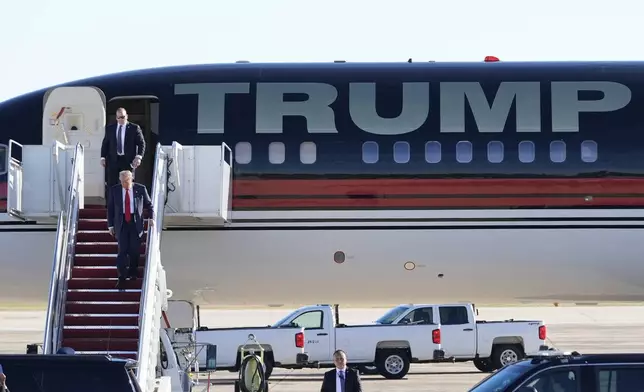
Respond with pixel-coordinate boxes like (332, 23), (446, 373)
(148, 219), (154, 228)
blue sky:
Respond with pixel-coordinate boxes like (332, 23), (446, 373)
(0, 0), (640, 102)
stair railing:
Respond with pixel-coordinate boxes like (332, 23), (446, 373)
(136, 143), (169, 392)
(43, 142), (84, 354)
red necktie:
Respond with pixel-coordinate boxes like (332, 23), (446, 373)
(124, 189), (131, 223)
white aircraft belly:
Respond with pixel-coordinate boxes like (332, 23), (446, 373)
(1, 209), (644, 307)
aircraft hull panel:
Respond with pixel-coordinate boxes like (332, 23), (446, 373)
(2, 209), (644, 307)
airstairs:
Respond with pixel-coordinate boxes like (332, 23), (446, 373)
(7, 139), (233, 392)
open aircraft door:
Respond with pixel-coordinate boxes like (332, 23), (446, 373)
(42, 87), (106, 201)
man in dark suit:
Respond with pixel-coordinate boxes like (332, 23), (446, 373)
(107, 170), (154, 289)
(101, 107), (146, 201)
(321, 350), (362, 392)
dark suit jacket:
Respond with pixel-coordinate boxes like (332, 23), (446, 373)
(101, 122), (146, 164)
(107, 183), (154, 239)
(320, 368), (362, 392)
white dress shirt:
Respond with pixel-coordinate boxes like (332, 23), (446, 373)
(336, 368), (347, 392)
(122, 185), (134, 214)
(116, 122), (127, 155)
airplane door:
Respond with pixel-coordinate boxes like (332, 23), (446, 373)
(42, 87), (106, 201)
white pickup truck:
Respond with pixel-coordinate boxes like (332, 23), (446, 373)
(270, 304), (445, 379)
(375, 303), (549, 373)
(162, 300), (308, 379)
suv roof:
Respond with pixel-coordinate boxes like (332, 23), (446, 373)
(527, 351), (644, 365)
(469, 351), (644, 392)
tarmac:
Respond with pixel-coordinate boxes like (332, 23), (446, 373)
(2, 305), (644, 391)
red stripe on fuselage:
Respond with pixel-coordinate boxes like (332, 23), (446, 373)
(3, 178), (644, 212)
(234, 178), (644, 196)
(233, 178), (644, 209)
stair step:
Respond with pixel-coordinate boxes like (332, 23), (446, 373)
(79, 209), (107, 219)
(76, 352), (138, 360)
(64, 315), (139, 326)
(62, 338), (139, 352)
(75, 243), (147, 255)
(63, 328), (139, 339)
(66, 302), (140, 314)
(71, 267), (144, 279)
(78, 219), (149, 231)
(79, 208), (150, 219)
(77, 231), (147, 243)
(78, 219), (108, 231)
(67, 279), (143, 290)
(74, 255), (145, 267)
(66, 291), (142, 302)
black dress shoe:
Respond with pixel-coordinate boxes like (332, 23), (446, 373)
(115, 278), (126, 290)
(128, 270), (139, 280)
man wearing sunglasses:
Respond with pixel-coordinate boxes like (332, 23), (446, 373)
(100, 107), (146, 203)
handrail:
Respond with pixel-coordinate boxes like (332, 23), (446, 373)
(42, 142), (84, 354)
(136, 143), (168, 391)
(52, 141), (67, 214)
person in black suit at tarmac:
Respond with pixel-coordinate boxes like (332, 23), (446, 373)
(320, 350), (362, 392)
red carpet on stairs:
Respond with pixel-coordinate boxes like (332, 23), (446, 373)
(61, 204), (148, 359)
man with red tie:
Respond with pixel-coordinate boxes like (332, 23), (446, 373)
(107, 170), (154, 289)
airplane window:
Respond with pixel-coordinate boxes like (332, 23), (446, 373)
(518, 141), (535, 163)
(487, 141), (504, 163)
(393, 141), (410, 164)
(581, 140), (598, 163)
(234, 142), (252, 165)
(550, 140), (566, 163)
(362, 141), (379, 164)
(268, 142), (285, 164)
(456, 141), (472, 163)
(300, 142), (316, 164)
(425, 141), (441, 163)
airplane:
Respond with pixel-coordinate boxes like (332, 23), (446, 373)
(1, 58), (644, 308)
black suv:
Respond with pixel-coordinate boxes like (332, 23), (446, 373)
(468, 351), (644, 392)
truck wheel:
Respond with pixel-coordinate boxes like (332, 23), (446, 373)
(358, 365), (379, 375)
(376, 349), (410, 379)
(473, 358), (495, 372)
(491, 344), (524, 370)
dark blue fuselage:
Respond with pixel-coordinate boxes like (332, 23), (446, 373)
(2, 61), (644, 180)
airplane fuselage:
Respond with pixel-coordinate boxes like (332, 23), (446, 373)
(1, 61), (644, 307)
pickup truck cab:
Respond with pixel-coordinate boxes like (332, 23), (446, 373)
(378, 303), (548, 372)
(272, 304), (444, 379)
